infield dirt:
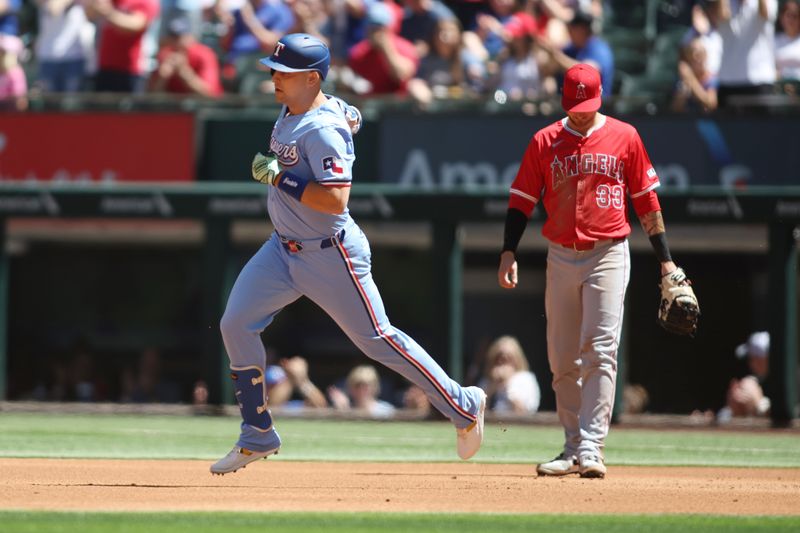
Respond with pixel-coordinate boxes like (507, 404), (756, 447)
(1, 458), (799, 515)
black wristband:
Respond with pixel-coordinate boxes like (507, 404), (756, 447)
(649, 232), (673, 263)
(502, 208), (529, 254)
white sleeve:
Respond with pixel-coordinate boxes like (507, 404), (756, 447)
(507, 371), (541, 414)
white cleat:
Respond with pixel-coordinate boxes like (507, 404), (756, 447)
(456, 387), (487, 460)
(210, 446), (279, 475)
(536, 453), (579, 476)
(579, 454), (607, 479)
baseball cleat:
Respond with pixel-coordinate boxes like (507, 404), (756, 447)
(210, 446), (280, 475)
(578, 455), (607, 478)
(536, 453), (579, 476)
(456, 387), (487, 460)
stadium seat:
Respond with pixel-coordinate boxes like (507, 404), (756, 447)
(604, 27), (650, 53)
(645, 51), (679, 82)
(604, 27), (650, 77)
(614, 73), (675, 114)
(614, 48), (648, 76)
(604, 0), (648, 30)
(233, 53), (271, 96)
(652, 27), (688, 60)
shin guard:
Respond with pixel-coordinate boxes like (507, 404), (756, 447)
(230, 366), (273, 432)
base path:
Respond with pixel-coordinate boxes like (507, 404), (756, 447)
(2, 459), (799, 515)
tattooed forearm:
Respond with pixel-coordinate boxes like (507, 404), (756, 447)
(639, 210), (665, 236)
(641, 211), (673, 263)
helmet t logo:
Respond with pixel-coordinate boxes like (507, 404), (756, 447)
(274, 42), (285, 57)
(575, 82), (586, 100)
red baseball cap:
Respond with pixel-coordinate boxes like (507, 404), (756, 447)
(561, 63), (602, 112)
(504, 13), (537, 39)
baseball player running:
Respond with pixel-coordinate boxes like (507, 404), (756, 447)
(211, 33), (486, 475)
(497, 64), (698, 478)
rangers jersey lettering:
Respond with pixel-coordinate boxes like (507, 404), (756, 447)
(269, 138), (300, 166)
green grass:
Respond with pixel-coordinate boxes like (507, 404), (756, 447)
(1, 412), (799, 467)
(2, 414), (799, 532)
(1, 512), (799, 533)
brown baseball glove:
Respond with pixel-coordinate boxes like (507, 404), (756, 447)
(658, 267), (700, 337)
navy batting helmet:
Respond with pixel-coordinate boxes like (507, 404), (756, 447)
(259, 33), (330, 80)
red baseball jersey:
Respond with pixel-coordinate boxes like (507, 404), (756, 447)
(508, 115), (661, 246)
(98, 0), (160, 75)
(155, 42), (223, 97)
(348, 34), (419, 95)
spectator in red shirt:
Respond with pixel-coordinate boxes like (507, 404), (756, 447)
(84, 0), (160, 92)
(348, 1), (419, 95)
(148, 15), (223, 97)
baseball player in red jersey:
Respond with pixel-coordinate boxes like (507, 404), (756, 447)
(497, 64), (695, 478)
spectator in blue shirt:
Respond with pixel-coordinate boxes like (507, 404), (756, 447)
(224, 0), (294, 63)
(322, 0), (368, 64)
(0, 0), (21, 35)
(466, 0), (520, 59)
(535, 9), (614, 98)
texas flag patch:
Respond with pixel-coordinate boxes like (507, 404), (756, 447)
(322, 156), (344, 174)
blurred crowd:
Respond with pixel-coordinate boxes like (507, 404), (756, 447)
(18, 327), (779, 424)
(670, 0), (800, 113)
(12, 319), (780, 423)
(0, 0), (606, 110)
(214, 334), (542, 418)
(1, 0), (796, 112)
(18, 334), (543, 420)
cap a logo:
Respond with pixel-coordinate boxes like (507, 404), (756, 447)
(274, 42), (285, 57)
(575, 81), (587, 100)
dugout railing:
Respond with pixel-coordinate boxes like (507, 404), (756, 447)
(0, 183), (796, 425)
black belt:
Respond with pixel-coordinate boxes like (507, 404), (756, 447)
(279, 229), (345, 253)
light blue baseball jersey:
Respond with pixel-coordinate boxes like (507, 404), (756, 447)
(219, 94), (484, 455)
(267, 96), (355, 240)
